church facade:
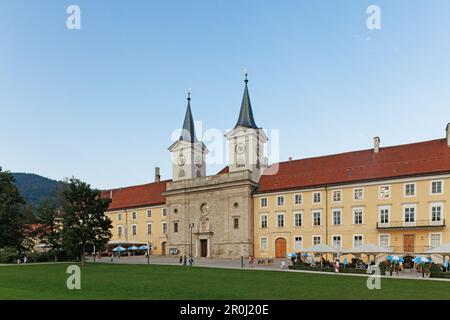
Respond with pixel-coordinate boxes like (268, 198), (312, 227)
(104, 75), (450, 260)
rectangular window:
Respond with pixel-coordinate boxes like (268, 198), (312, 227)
(294, 236), (303, 251)
(147, 223), (152, 235)
(353, 208), (363, 225)
(132, 224), (137, 236)
(117, 213), (122, 221)
(118, 225), (122, 238)
(313, 210), (321, 226)
(294, 212), (302, 227)
(260, 214), (268, 228)
(162, 222), (167, 234)
(353, 188), (364, 200)
(277, 196), (285, 206)
(405, 183), (416, 197)
(353, 235), (363, 247)
(260, 197), (268, 208)
(277, 213), (285, 228)
(332, 236), (342, 248)
(332, 209), (342, 225)
(313, 236), (321, 245)
(313, 192), (321, 204)
(431, 180), (443, 194)
(379, 207), (390, 224)
(404, 206), (416, 223)
(332, 190), (342, 202)
(379, 185), (390, 199)
(233, 218), (239, 229)
(430, 233), (441, 248)
(379, 235), (389, 248)
(431, 204), (442, 222)
(132, 212), (137, 220)
(147, 210), (152, 218)
(294, 194), (303, 205)
(260, 238), (268, 251)
(173, 222), (179, 233)
(162, 208), (167, 217)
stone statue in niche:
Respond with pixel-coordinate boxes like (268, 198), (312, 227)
(199, 217), (210, 232)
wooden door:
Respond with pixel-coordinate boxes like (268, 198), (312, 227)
(275, 238), (286, 258)
(161, 242), (167, 255)
(200, 239), (208, 257)
(403, 235), (415, 253)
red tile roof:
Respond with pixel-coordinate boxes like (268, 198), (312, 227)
(258, 139), (450, 193)
(102, 180), (170, 211)
(104, 139), (450, 209)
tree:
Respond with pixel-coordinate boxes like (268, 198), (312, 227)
(61, 178), (112, 265)
(0, 167), (33, 257)
(35, 199), (62, 251)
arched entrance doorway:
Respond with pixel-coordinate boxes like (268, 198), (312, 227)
(161, 242), (167, 255)
(275, 238), (287, 258)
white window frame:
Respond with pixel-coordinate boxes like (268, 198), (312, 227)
(403, 204), (417, 226)
(429, 233), (442, 248)
(332, 190), (342, 203)
(276, 212), (285, 228)
(379, 185), (391, 200)
(404, 183), (416, 198)
(162, 222), (167, 234)
(332, 235), (342, 248)
(378, 205), (391, 227)
(312, 192), (322, 204)
(260, 237), (268, 251)
(146, 223), (152, 235)
(260, 197), (268, 208)
(132, 211), (137, 220)
(430, 180), (444, 195)
(353, 207), (364, 225)
(312, 210), (322, 226)
(379, 234), (390, 249)
(312, 235), (322, 245)
(294, 193), (303, 205)
(353, 234), (364, 248)
(353, 188), (364, 201)
(430, 202), (444, 225)
(294, 236), (303, 251)
(276, 195), (285, 207)
(260, 214), (268, 229)
(147, 210), (152, 218)
(162, 208), (168, 217)
(294, 211), (303, 227)
(117, 213), (122, 221)
(131, 224), (137, 236)
(332, 209), (342, 226)
(117, 225), (123, 238)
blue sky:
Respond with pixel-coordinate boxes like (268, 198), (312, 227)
(1, 0), (450, 189)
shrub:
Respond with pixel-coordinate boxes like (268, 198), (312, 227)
(0, 246), (18, 263)
(289, 264), (367, 274)
(378, 261), (387, 275)
(430, 272), (450, 279)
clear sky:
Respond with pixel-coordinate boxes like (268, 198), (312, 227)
(1, 0), (450, 189)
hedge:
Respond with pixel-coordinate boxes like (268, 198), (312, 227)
(289, 265), (367, 274)
(430, 272), (450, 279)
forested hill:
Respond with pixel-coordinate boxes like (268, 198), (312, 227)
(12, 173), (64, 206)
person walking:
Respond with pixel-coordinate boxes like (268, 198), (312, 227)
(179, 255), (183, 264)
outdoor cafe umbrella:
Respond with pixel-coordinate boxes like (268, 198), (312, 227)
(112, 246), (126, 252)
(344, 243), (392, 265)
(387, 255), (404, 263)
(287, 253), (297, 258)
(413, 257), (431, 264)
(300, 244), (342, 266)
(127, 246), (138, 251)
(139, 245), (149, 250)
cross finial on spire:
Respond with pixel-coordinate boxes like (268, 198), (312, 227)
(187, 88), (191, 101)
(243, 68), (248, 84)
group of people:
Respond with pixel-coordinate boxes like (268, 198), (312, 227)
(179, 255), (194, 266)
(16, 256), (27, 264)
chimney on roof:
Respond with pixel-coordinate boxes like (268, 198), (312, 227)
(109, 190), (113, 199)
(289, 157), (293, 162)
(155, 166), (161, 182)
(446, 123), (450, 147)
(373, 136), (380, 153)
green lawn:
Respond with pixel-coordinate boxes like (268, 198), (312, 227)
(0, 263), (449, 300)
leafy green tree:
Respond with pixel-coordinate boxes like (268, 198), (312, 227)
(35, 199), (62, 250)
(0, 167), (33, 257)
(61, 178), (112, 265)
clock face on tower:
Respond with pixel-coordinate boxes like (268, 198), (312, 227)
(235, 143), (246, 155)
(177, 155), (186, 166)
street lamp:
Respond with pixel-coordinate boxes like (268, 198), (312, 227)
(240, 241), (244, 268)
(147, 241), (151, 265)
(189, 223), (195, 264)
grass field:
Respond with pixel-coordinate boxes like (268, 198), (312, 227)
(0, 263), (449, 300)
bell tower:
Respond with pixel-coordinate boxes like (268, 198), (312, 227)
(226, 72), (268, 182)
(169, 91), (208, 181)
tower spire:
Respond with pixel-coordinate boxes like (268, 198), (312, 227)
(179, 89), (197, 143)
(235, 70), (258, 129)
